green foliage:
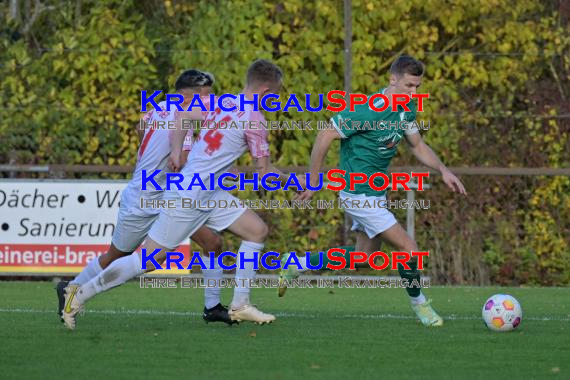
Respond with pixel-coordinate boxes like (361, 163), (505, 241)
(1, 2), (157, 166)
(1, 0), (568, 284)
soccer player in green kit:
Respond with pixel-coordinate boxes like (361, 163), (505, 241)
(279, 55), (467, 327)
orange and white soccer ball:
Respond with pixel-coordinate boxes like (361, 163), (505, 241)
(482, 294), (522, 332)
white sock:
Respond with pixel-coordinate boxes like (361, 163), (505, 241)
(231, 240), (264, 308)
(70, 256), (103, 285)
(76, 253), (144, 304)
(203, 255), (223, 309)
(410, 291), (427, 305)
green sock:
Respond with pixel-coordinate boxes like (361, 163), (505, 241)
(308, 246), (355, 270)
(397, 260), (421, 298)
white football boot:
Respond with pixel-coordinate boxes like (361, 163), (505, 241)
(228, 304), (276, 325)
(62, 284), (84, 330)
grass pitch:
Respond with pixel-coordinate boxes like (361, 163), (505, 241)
(0, 281), (569, 379)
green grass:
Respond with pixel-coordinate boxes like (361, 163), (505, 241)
(0, 281), (569, 379)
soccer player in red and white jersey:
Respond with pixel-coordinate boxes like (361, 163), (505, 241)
(57, 70), (235, 325)
(62, 59), (302, 328)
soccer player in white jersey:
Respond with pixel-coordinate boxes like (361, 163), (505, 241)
(62, 59), (302, 329)
(57, 70), (235, 325)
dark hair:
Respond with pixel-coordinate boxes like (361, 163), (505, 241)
(390, 55), (424, 77)
(175, 69), (215, 91)
(246, 59), (283, 87)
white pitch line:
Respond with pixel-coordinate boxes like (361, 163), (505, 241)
(0, 308), (569, 322)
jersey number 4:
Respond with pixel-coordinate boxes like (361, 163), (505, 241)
(203, 114), (230, 155)
(204, 129), (223, 155)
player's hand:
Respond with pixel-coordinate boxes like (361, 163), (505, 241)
(292, 175), (310, 200)
(228, 166), (239, 176)
(168, 150), (183, 172)
(295, 188), (316, 201)
(441, 168), (467, 195)
(180, 150), (190, 167)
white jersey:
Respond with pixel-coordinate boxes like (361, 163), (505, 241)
(176, 95), (270, 200)
(122, 101), (179, 215)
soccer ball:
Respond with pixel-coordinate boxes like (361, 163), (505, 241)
(482, 294), (522, 332)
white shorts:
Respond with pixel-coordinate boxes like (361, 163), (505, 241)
(148, 190), (247, 249)
(339, 191), (398, 239)
(111, 195), (158, 252)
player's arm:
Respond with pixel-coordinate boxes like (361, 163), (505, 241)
(253, 156), (288, 180)
(179, 129), (195, 167)
(252, 156), (306, 194)
(296, 127), (341, 200)
(181, 150), (190, 165)
(169, 108), (201, 172)
(137, 111), (154, 143)
(244, 122), (305, 192)
(301, 112), (359, 194)
(136, 122), (145, 143)
(405, 131), (467, 195)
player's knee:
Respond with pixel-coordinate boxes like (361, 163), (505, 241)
(97, 254), (110, 269)
(99, 251), (127, 269)
(142, 251), (167, 271)
(202, 234), (223, 257)
(101, 244), (131, 269)
(396, 239), (418, 253)
(156, 255), (167, 266)
(259, 223), (269, 241)
(212, 235), (224, 256)
(251, 222), (269, 242)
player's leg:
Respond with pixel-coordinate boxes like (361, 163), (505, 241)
(62, 206), (193, 330)
(98, 244), (131, 268)
(379, 223), (443, 327)
(57, 208), (154, 321)
(225, 210), (275, 324)
(70, 245), (129, 285)
(56, 244), (129, 321)
(191, 227), (224, 309)
(71, 196), (144, 284)
(337, 193), (443, 326)
(224, 209), (268, 309)
(190, 227), (235, 325)
(57, 200), (135, 318)
(61, 238), (169, 330)
(203, 192), (274, 324)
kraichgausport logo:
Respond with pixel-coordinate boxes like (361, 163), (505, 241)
(140, 91), (430, 113)
(141, 249), (429, 271)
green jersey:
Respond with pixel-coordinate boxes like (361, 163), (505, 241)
(330, 88), (418, 197)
